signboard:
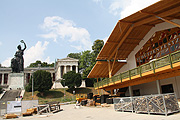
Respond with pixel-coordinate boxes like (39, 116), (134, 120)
(7, 101), (21, 113)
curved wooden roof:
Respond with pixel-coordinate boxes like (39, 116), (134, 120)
(88, 0), (180, 78)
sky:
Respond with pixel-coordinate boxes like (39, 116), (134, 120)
(0, 0), (159, 67)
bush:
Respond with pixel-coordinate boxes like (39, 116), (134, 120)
(25, 70), (53, 93)
(61, 71), (82, 91)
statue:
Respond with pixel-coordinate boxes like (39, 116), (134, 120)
(11, 40), (27, 73)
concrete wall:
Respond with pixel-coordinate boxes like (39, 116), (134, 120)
(125, 76), (180, 98)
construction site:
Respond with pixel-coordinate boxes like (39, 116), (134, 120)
(1, 0), (180, 119)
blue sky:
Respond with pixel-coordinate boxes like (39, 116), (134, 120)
(0, 0), (159, 67)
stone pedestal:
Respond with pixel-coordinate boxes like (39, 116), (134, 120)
(8, 73), (24, 90)
(80, 80), (86, 88)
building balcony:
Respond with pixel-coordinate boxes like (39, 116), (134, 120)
(94, 50), (180, 90)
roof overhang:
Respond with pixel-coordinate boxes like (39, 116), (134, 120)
(88, 0), (180, 78)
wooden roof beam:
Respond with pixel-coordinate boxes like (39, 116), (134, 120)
(134, 5), (180, 27)
(140, 11), (180, 28)
(106, 41), (119, 44)
(108, 24), (134, 60)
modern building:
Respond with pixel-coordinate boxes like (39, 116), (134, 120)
(88, 0), (180, 99)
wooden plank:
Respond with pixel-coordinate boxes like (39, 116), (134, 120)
(173, 62), (180, 68)
(104, 69), (180, 91)
(141, 71), (154, 76)
(108, 24), (134, 60)
(134, 5), (180, 27)
(155, 66), (171, 73)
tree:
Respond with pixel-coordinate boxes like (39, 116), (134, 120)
(67, 53), (81, 60)
(25, 70), (53, 93)
(61, 71), (82, 91)
(79, 50), (92, 70)
(92, 39), (104, 57)
(66, 39), (104, 87)
(91, 39), (104, 67)
(28, 60), (54, 67)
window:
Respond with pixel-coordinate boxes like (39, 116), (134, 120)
(161, 84), (174, 94)
(133, 89), (140, 96)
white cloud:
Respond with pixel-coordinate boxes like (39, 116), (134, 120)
(70, 45), (82, 50)
(1, 57), (11, 67)
(24, 41), (49, 67)
(120, 0), (159, 19)
(39, 16), (92, 50)
(0, 41), (2, 46)
(109, 0), (159, 19)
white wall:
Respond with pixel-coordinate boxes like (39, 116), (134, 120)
(125, 77), (180, 98)
(117, 19), (180, 98)
(116, 19), (180, 74)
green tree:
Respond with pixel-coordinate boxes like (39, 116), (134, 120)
(67, 53), (81, 60)
(61, 71), (82, 91)
(66, 39), (104, 87)
(28, 60), (54, 67)
(25, 70), (53, 93)
(92, 39), (104, 57)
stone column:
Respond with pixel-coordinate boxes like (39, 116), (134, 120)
(76, 66), (78, 73)
(70, 66), (73, 71)
(156, 80), (161, 94)
(59, 65), (61, 79)
(2, 73), (4, 85)
(129, 86), (133, 97)
(64, 65), (67, 74)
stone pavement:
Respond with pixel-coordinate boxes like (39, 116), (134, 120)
(2, 104), (180, 120)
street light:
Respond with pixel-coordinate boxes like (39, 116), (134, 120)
(63, 80), (66, 99)
(31, 70), (34, 99)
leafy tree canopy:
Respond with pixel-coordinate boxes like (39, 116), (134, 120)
(25, 70), (53, 93)
(61, 71), (82, 91)
(67, 53), (81, 60)
(28, 60), (54, 67)
(67, 39), (104, 86)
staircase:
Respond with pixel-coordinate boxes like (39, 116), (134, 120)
(0, 90), (21, 101)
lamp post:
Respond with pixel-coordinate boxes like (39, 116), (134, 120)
(64, 80), (66, 99)
(31, 70), (34, 99)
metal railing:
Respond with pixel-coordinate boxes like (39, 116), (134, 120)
(94, 50), (180, 89)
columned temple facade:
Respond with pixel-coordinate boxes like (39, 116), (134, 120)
(52, 57), (79, 89)
(55, 57), (79, 80)
(0, 57), (84, 89)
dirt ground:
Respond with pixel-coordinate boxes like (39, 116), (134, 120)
(2, 104), (180, 120)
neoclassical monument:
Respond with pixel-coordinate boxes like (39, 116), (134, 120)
(0, 57), (85, 89)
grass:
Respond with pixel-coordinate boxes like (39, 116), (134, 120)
(23, 87), (97, 104)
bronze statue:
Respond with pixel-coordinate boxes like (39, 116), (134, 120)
(11, 40), (27, 73)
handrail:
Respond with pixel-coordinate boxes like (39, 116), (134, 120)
(94, 50), (180, 88)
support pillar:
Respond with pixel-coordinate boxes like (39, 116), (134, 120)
(64, 65), (67, 74)
(70, 66), (72, 71)
(76, 66), (78, 73)
(59, 65), (61, 79)
(129, 86), (133, 97)
(2, 73), (4, 85)
(156, 80), (161, 94)
(111, 89), (114, 95)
